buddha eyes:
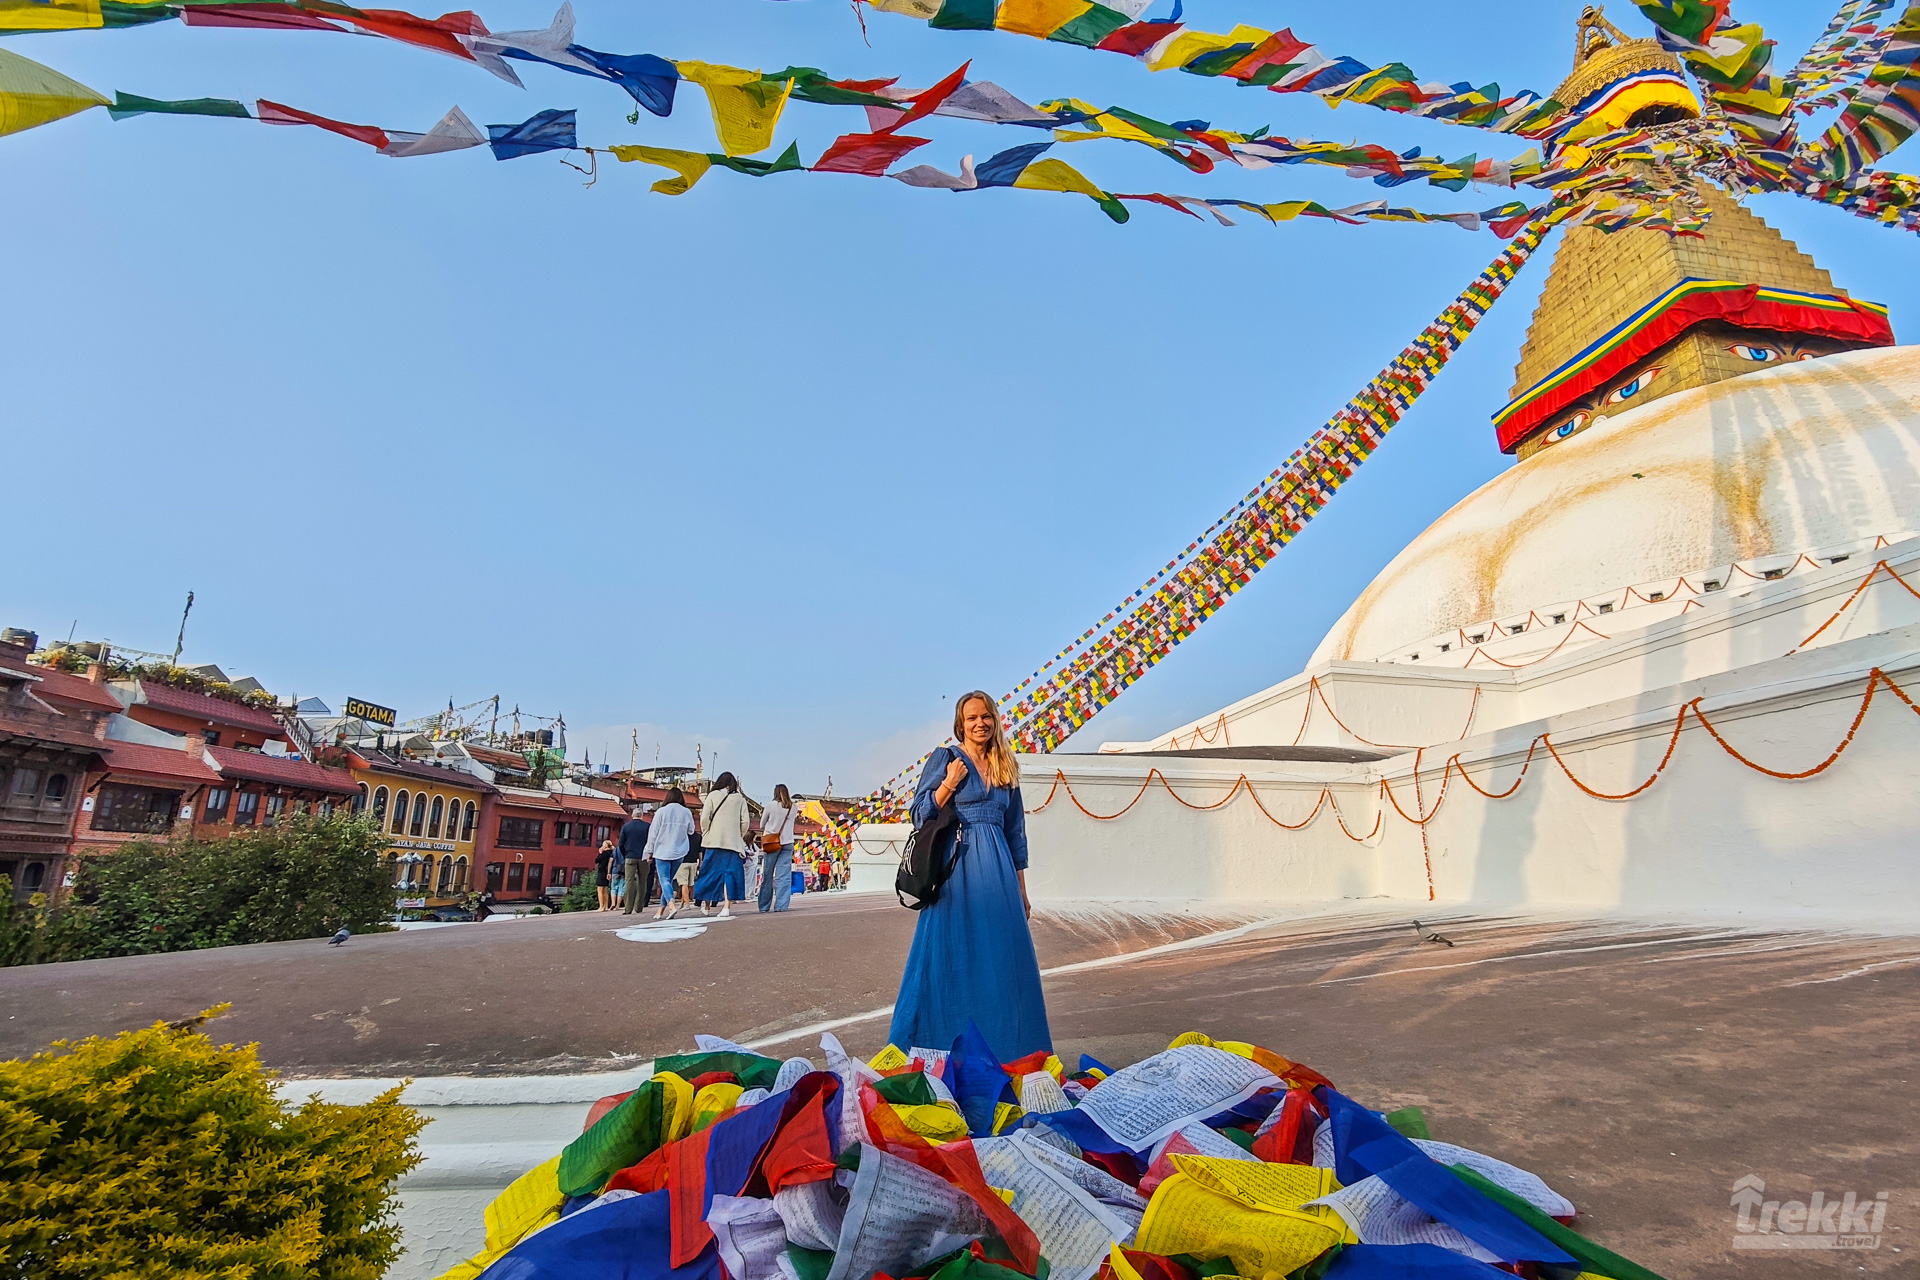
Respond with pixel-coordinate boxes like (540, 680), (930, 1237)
(1729, 343), (1783, 362)
(1552, 411), (1591, 439)
(1605, 366), (1662, 404)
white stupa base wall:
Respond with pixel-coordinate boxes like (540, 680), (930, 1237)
(1005, 538), (1920, 924)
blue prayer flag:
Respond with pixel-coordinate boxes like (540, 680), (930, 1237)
(489, 109), (577, 160)
(1322, 1243), (1512, 1277)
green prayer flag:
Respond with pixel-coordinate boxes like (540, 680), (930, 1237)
(786, 1246), (835, 1280)
(929, 0), (993, 31)
(1047, 4), (1129, 48)
(556, 1080), (666, 1199)
(872, 1072), (941, 1107)
(651, 1050), (784, 1088)
(1218, 1126), (1258, 1152)
(1448, 1165), (1669, 1280)
(705, 141), (803, 177)
(1383, 1106), (1431, 1140)
(109, 91), (250, 121)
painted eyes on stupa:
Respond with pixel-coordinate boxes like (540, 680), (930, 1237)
(1729, 343), (1784, 363)
(1603, 366), (1663, 405)
(1552, 412), (1591, 440)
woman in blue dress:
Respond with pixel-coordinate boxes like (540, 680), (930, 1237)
(889, 690), (1052, 1062)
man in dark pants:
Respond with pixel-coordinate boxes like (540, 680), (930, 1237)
(618, 805), (653, 914)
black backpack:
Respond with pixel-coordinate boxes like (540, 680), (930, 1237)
(896, 749), (962, 911)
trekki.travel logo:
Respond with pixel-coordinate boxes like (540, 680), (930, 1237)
(1731, 1175), (1891, 1250)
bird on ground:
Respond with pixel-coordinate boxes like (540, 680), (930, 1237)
(1412, 920), (1455, 948)
(329, 927), (350, 946)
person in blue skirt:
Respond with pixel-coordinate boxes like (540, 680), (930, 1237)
(889, 690), (1052, 1062)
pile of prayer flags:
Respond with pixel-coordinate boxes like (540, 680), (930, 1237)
(435, 1027), (1669, 1280)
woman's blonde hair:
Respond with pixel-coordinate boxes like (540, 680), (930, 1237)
(953, 690), (1020, 789)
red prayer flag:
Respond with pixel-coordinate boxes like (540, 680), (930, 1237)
(256, 99), (390, 150)
(1096, 20), (1175, 57)
(887, 61), (970, 132)
(180, 4), (347, 30)
(813, 131), (932, 175)
(582, 1089), (635, 1133)
(667, 1125), (718, 1267)
(605, 1143), (671, 1195)
(759, 1087), (838, 1192)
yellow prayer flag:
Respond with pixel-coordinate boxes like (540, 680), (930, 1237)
(892, 1102), (971, 1142)
(1147, 24), (1271, 73)
(0, 47), (108, 138)
(865, 0), (942, 15)
(655, 1070), (697, 1142)
(1011, 157), (1105, 199)
(0, 0), (101, 31)
(991, 1101), (1026, 1134)
(996, 0), (1092, 39)
(691, 1082), (745, 1132)
(440, 1152), (564, 1280)
(609, 144), (713, 195)
(869, 1044), (910, 1072)
(1137, 1164), (1346, 1276)
(676, 60), (791, 157)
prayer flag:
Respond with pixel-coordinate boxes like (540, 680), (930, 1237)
(610, 143), (713, 194)
(487, 107), (575, 159)
(108, 92), (251, 120)
(814, 130), (931, 174)
(257, 98), (389, 149)
(676, 61), (792, 156)
(0, 47), (107, 137)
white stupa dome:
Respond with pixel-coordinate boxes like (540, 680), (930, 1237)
(1311, 345), (1920, 664)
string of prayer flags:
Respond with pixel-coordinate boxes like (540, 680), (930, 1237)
(1799, 4), (1920, 179)
(1002, 216), (1555, 751)
(676, 61), (793, 156)
(0, 45), (107, 137)
(1791, 0), (1900, 105)
(860, 1), (1571, 138)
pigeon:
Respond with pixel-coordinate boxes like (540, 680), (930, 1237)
(1412, 920), (1455, 948)
(329, 927), (350, 946)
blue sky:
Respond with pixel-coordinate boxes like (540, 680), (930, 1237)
(5, 1), (1914, 796)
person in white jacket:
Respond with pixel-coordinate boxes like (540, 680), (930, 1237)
(692, 772), (751, 918)
(643, 789), (695, 921)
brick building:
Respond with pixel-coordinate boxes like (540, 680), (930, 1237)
(0, 648), (110, 902)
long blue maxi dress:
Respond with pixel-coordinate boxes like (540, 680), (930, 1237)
(888, 749), (1052, 1061)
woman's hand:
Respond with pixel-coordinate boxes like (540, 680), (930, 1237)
(942, 757), (968, 793)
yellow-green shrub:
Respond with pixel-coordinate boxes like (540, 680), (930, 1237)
(0, 1010), (424, 1279)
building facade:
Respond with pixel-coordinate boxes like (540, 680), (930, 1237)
(345, 748), (495, 908)
(0, 647), (109, 903)
(478, 785), (626, 905)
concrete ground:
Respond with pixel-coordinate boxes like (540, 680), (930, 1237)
(3, 893), (1916, 1277)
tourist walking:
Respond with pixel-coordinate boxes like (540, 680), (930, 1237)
(889, 690), (1051, 1062)
(757, 784), (799, 913)
(617, 805), (652, 914)
(644, 788), (695, 921)
(692, 772), (750, 918)
(594, 838), (616, 911)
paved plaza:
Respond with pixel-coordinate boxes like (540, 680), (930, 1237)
(4, 895), (1915, 1276)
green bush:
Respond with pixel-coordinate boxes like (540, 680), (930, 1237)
(0, 1011), (424, 1279)
(0, 814), (394, 966)
(558, 869), (600, 912)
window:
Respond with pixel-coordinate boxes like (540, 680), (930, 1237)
(371, 786), (389, 824)
(1597, 602), (1615, 614)
(204, 787), (232, 821)
(317, 799), (332, 817)
(420, 855), (435, 890)
(234, 791), (260, 826)
(428, 795), (445, 839)
(44, 775), (69, 805)
(1704, 580), (1723, 592)
(455, 857), (470, 891)
(527, 864), (544, 892)
(497, 816), (543, 849)
(597, 824), (610, 845)
(11, 769), (40, 798)
(388, 853), (401, 885)
(555, 821), (572, 846)
(202, 728), (220, 746)
(1550, 613), (1566, 625)
(573, 867), (589, 887)
(22, 863), (44, 892)
(409, 793), (427, 837)
(506, 863), (524, 890)
(92, 784), (183, 835)
(484, 862), (503, 891)
(437, 858), (454, 893)
(391, 790), (409, 834)
(264, 794), (286, 826)
(461, 802), (477, 842)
